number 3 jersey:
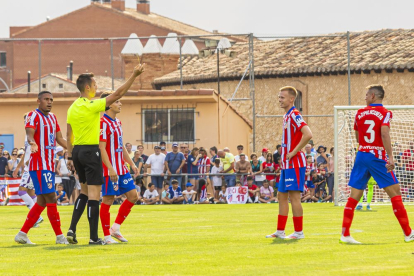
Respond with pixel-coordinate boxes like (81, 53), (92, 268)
(100, 114), (128, 177)
(25, 109), (60, 172)
(354, 104), (392, 161)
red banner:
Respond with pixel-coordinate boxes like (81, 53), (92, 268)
(0, 177), (25, 206)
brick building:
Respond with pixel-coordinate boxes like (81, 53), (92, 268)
(153, 29), (414, 152)
(0, 0), (240, 90)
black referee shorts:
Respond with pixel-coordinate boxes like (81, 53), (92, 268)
(72, 145), (104, 186)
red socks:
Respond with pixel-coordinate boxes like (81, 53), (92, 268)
(21, 203), (45, 233)
(100, 203), (111, 236)
(277, 215), (288, 231)
(391, 195), (412, 236)
(46, 203), (62, 236)
(293, 216), (303, 232)
(342, 197), (358, 236)
(115, 200), (134, 225)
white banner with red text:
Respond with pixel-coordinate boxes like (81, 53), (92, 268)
(226, 186), (249, 204)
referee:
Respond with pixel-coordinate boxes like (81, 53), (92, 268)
(66, 64), (145, 245)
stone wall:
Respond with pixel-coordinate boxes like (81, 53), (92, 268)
(159, 70), (414, 153)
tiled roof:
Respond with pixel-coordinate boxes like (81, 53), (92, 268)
(154, 29), (414, 85)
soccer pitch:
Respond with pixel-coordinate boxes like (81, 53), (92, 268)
(2, 204), (414, 275)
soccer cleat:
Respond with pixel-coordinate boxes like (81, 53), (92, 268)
(14, 231), (35, 245)
(286, 232), (305, 240)
(366, 205), (372, 211)
(356, 204), (363, 210)
(56, 235), (69, 244)
(110, 228), (128, 242)
(266, 231), (286, 239)
(66, 230), (78, 244)
(33, 217), (44, 228)
(404, 230), (414, 243)
(104, 236), (119, 244)
(339, 235), (361, 244)
(89, 238), (106, 245)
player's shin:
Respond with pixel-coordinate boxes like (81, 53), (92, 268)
(69, 193), (88, 232)
(113, 199), (135, 230)
(342, 197), (358, 236)
(21, 203), (45, 233)
(46, 203), (63, 236)
(87, 200), (100, 242)
(391, 195), (412, 236)
(100, 202), (111, 237)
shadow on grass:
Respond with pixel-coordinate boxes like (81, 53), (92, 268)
(270, 238), (299, 245)
(43, 243), (127, 251)
(355, 210), (378, 213)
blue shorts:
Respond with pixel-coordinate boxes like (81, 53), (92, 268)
(349, 152), (398, 190)
(102, 173), (135, 196)
(306, 180), (315, 189)
(30, 170), (56, 195)
(278, 167), (306, 193)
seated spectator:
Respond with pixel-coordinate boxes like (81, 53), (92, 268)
(309, 170), (320, 202)
(262, 153), (276, 187)
(143, 183), (159, 205)
(218, 185), (228, 204)
(245, 176), (259, 203)
(56, 184), (69, 205)
(114, 194), (127, 205)
(161, 183), (172, 204)
(182, 182), (197, 204)
(136, 178), (146, 199)
(301, 188), (312, 202)
(259, 180), (276, 203)
(235, 180), (242, 187)
(314, 165), (327, 202)
(250, 153), (264, 186)
(168, 179), (184, 204)
(235, 153), (252, 185)
(210, 158), (223, 200)
(198, 178), (215, 204)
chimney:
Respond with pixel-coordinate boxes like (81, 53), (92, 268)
(69, 61), (73, 81)
(67, 66), (70, 80)
(27, 71), (31, 92)
(111, 0), (125, 11)
(137, 0), (150, 14)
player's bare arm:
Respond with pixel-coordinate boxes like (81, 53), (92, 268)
(122, 146), (138, 175)
(25, 128), (38, 153)
(381, 125), (395, 172)
(99, 141), (118, 183)
(106, 64), (145, 106)
(56, 131), (67, 149)
(287, 125), (313, 160)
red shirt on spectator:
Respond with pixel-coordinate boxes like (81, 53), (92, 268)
(247, 184), (258, 197)
(262, 162), (276, 181)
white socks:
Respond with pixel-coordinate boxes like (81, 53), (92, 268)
(20, 193), (35, 209)
(111, 223), (121, 231)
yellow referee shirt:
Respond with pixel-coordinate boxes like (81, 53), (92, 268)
(67, 97), (106, 145)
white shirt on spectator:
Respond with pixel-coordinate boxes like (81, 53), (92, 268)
(211, 166), (223, 187)
(234, 155), (249, 162)
(182, 190), (197, 201)
(143, 189), (159, 199)
(219, 190), (227, 203)
(145, 153), (166, 175)
(258, 156), (266, 163)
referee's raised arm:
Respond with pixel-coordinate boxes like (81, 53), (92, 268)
(65, 63), (145, 245)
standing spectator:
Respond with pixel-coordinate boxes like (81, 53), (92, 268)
(131, 151), (144, 181)
(198, 147), (211, 182)
(180, 143), (189, 176)
(259, 148), (268, 163)
(168, 179), (184, 204)
(234, 145), (249, 162)
(274, 157), (282, 199)
(250, 153), (264, 186)
(187, 147), (201, 192)
(305, 144), (316, 162)
(259, 180), (276, 203)
(327, 147), (335, 203)
(305, 155), (316, 199)
(316, 145), (329, 172)
(56, 148), (73, 201)
(160, 141), (168, 153)
(125, 143), (134, 159)
(182, 183), (197, 204)
(245, 176), (259, 203)
(309, 140), (317, 154)
(235, 153), (252, 185)
(210, 146), (218, 164)
(218, 149), (236, 187)
(165, 143), (185, 186)
(144, 146), (166, 196)
(8, 148), (20, 176)
(137, 144), (148, 163)
(211, 158), (223, 200)
(262, 153), (276, 188)
(0, 150), (10, 176)
(273, 145), (282, 166)
(142, 183), (159, 205)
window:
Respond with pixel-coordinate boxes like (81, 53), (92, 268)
(295, 90), (303, 112)
(42, 83), (47, 89)
(143, 108), (195, 143)
(0, 52), (6, 67)
(59, 83), (63, 89)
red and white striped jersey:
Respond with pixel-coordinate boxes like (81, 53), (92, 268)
(281, 106), (307, 170)
(198, 156), (211, 176)
(100, 114), (129, 177)
(25, 109), (60, 172)
(354, 104), (392, 161)
(305, 162), (315, 181)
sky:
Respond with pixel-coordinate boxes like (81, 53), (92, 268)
(1, 0), (414, 38)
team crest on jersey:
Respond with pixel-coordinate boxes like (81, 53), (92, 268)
(49, 133), (54, 144)
(295, 114), (304, 125)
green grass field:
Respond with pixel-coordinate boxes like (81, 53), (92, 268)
(1, 203), (414, 275)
